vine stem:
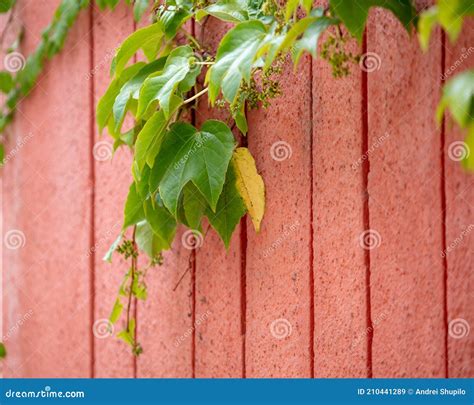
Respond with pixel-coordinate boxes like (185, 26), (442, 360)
(172, 225), (210, 292)
(183, 87), (208, 104)
(180, 28), (202, 50)
(172, 252), (194, 292)
(0, 6), (15, 48)
(194, 61), (214, 65)
(126, 226), (138, 334)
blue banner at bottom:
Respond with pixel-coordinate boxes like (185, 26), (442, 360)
(0, 378), (472, 404)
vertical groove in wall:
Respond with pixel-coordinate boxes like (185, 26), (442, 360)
(240, 216), (247, 378)
(190, 17), (197, 379)
(240, 110), (248, 379)
(88, 3), (96, 379)
(308, 56), (315, 378)
(191, 249), (196, 378)
(361, 30), (373, 379)
(439, 29), (449, 379)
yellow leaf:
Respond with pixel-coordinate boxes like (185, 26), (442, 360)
(232, 147), (265, 232)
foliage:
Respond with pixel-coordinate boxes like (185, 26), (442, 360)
(0, 0), (151, 161)
(418, 0), (474, 50)
(418, 2), (474, 169)
(437, 70), (474, 170)
(97, 0), (425, 353)
(329, 0), (415, 42)
(0, 0), (472, 355)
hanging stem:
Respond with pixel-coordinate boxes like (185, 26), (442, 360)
(0, 4), (15, 48)
(180, 27), (202, 50)
(125, 226), (138, 333)
(183, 87), (208, 104)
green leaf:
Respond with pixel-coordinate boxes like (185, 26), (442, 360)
(0, 71), (13, 93)
(285, 0), (311, 22)
(150, 120), (235, 216)
(135, 164), (151, 199)
(117, 330), (133, 345)
(0, 0), (15, 13)
(46, 0), (89, 57)
(206, 164), (246, 248)
(196, 0), (249, 22)
(233, 102), (248, 135)
(285, 0), (299, 22)
(158, 0), (193, 38)
(290, 16), (338, 67)
(437, 70), (474, 128)
(135, 220), (164, 259)
(183, 183), (208, 230)
(118, 271), (131, 297)
(135, 95), (182, 172)
(437, 0), (474, 42)
(437, 70), (474, 170)
(117, 318), (136, 346)
(112, 22), (164, 77)
(133, 0), (149, 21)
(109, 298), (123, 324)
(103, 234), (123, 263)
(113, 58), (167, 132)
(417, 6), (439, 52)
(137, 46), (192, 118)
(97, 62), (145, 133)
(0, 342), (6, 359)
(329, 0), (416, 42)
(96, 0), (119, 10)
(207, 20), (268, 104)
(464, 125), (474, 171)
(143, 198), (177, 249)
(123, 182), (145, 230)
(132, 277), (147, 300)
(258, 33), (285, 70)
(178, 60), (202, 93)
(232, 147), (265, 232)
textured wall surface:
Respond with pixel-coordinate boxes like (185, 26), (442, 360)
(1, 0), (473, 378)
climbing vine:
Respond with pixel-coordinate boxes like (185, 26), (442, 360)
(0, 0), (472, 356)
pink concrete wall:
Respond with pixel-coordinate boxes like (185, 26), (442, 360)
(1, 0), (473, 378)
